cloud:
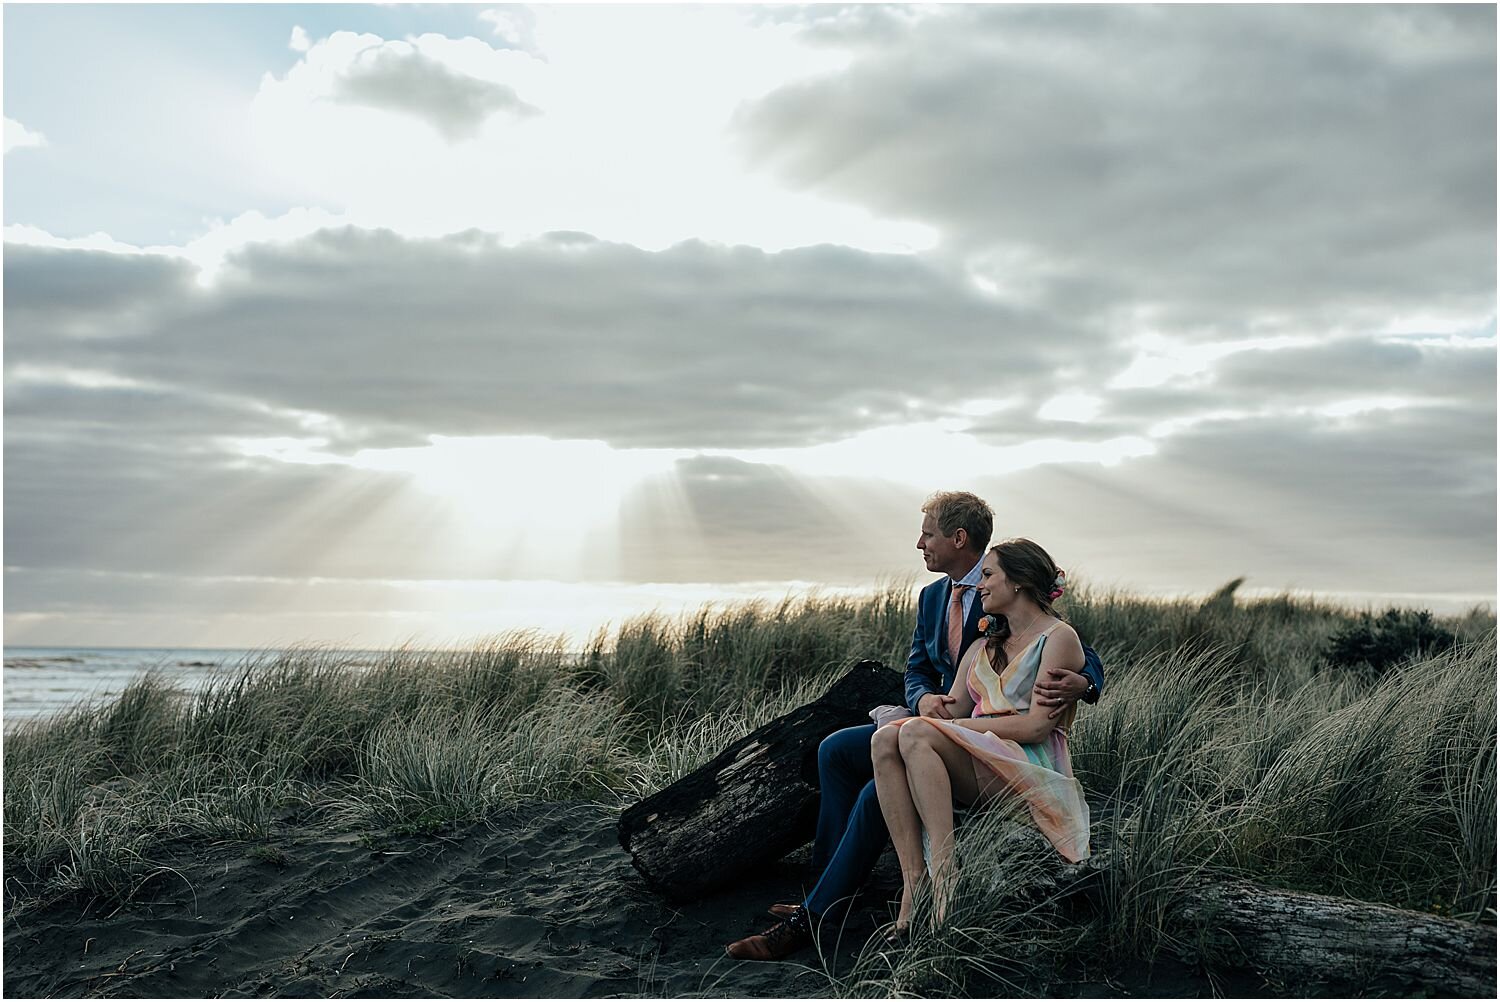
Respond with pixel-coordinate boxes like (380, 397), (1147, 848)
(331, 40), (539, 141)
(5, 384), (1491, 602)
(244, 14), (919, 256)
(4, 6), (1493, 646)
(478, 6), (541, 54)
(262, 30), (544, 147)
(734, 5), (1496, 338)
(4, 116), (48, 154)
(977, 399), (1495, 603)
(4, 230), (1097, 451)
(3, 244), (198, 339)
(1204, 335), (1496, 404)
(7, 223), (1492, 614)
(9, 227), (1491, 471)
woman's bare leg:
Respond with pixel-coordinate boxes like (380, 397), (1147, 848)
(970, 759), (1015, 808)
(871, 723), (925, 930)
(897, 721), (983, 926)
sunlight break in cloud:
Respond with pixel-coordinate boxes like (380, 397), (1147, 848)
(226, 433), (693, 582)
(250, 12), (934, 254)
(1109, 333), (1321, 390)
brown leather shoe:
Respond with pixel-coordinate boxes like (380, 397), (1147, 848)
(766, 902), (801, 919)
(725, 906), (813, 961)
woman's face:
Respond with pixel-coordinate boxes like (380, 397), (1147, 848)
(977, 549), (1016, 614)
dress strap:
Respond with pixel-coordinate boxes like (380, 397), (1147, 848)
(1014, 621), (1063, 657)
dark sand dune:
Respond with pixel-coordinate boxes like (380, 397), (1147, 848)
(6, 801), (1224, 998)
(4, 802), (898, 998)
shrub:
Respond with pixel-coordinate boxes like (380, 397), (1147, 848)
(1324, 608), (1457, 676)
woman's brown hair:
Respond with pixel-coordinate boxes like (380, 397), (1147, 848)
(987, 537), (1063, 649)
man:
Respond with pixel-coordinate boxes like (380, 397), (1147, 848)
(726, 491), (1104, 961)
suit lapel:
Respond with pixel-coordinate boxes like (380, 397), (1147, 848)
(932, 578), (954, 665)
(964, 589), (984, 642)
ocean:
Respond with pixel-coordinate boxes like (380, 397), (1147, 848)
(2, 647), (382, 728)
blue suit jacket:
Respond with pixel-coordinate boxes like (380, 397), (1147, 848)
(905, 575), (1105, 712)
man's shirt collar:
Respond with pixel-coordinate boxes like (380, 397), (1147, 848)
(953, 557), (984, 588)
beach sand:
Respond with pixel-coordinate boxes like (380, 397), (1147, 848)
(4, 800), (1219, 998)
(4, 801), (886, 997)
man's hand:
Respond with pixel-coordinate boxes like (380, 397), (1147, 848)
(1034, 667), (1088, 719)
(918, 692), (957, 719)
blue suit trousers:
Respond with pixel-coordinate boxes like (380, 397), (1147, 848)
(803, 723), (888, 918)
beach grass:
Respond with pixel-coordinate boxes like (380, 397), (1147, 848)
(3, 581), (1494, 991)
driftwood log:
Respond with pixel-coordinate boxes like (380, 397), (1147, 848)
(1169, 879), (1496, 998)
(620, 667), (1495, 996)
(618, 659), (902, 898)
(988, 823), (1496, 998)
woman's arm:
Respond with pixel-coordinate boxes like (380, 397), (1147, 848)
(951, 625), (1085, 744)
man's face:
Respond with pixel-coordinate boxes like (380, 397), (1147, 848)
(916, 513), (967, 578)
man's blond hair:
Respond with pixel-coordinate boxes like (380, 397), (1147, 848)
(921, 491), (994, 552)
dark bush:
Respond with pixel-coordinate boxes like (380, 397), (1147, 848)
(1324, 609), (1457, 676)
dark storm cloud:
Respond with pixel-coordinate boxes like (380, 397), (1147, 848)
(3, 246), (198, 338)
(955, 332), (1496, 449)
(7, 221), (1492, 594)
(982, 399), (1495, 600)
(734, 4), (1496, 334)
(6, 230), (1096, 452)
(1207, 337), (1497, 403)
(5, 381), (309, 444)
(331, 43), (537, 140)
(0, 229), (1104, 593)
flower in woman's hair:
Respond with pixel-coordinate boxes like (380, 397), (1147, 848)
(1048, 569), (1067, 602)
(978, 614), (1005, 636)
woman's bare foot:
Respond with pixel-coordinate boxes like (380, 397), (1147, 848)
(930, 870), (954, 928)
(895, 873), (927, 933)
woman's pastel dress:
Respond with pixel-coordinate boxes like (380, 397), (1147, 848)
(895, 624), (1091, 862)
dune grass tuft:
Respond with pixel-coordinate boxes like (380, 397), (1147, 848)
(4, 580), (1493, 991)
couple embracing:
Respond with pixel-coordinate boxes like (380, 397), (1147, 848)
(727, 491), (1103, 961)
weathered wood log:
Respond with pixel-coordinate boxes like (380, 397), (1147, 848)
(1170, 879), (1497, 998)
(985, 824), (1496, 998)
(622, 674), (1494, 996)
(618, 659), (903, 899)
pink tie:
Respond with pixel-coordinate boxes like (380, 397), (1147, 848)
(947, 584), (970, 665)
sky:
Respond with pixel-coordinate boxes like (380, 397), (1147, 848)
(3, 2), (1495, 649)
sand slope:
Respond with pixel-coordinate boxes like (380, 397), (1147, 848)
(4, 801), (903, 998)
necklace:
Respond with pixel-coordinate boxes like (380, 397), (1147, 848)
(985, 608), (1050, 672)
(1004, 609), (1048, 648)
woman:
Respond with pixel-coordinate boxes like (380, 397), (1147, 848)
(871, 538), (1091, 932)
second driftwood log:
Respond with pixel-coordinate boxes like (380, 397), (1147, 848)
(618, 659), (902, 899)
(619, 665), (1495, 997)
(1169, 878), (1497, 997)
(983, 823), (1497, 998)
